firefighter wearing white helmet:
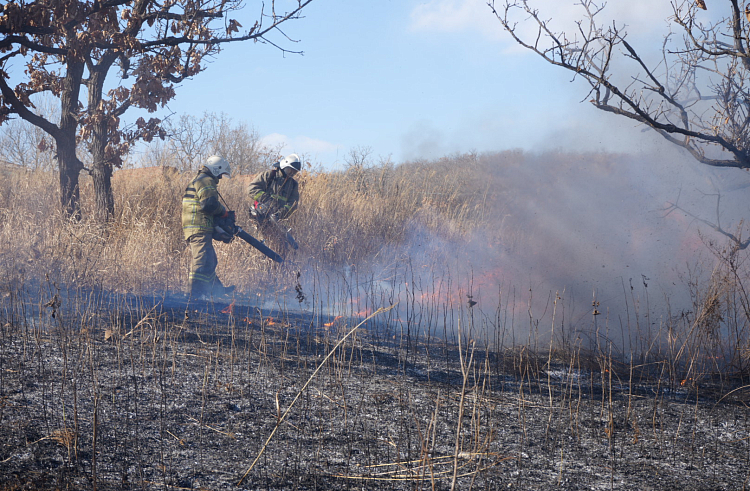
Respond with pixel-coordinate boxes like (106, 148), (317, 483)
(248, 154), (302, 251)
(181, 155), (236, 300)
(279, 153), (302, 174)
(248, 153), (301, 220)
(204, 155), (232, 179)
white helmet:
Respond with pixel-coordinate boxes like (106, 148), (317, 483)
(279, 153), (301, 173)
(204, 155), (231, 178)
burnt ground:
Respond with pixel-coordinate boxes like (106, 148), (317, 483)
(1, 291), (750, 490)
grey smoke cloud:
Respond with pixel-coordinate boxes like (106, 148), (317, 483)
(394, 147), (750, 347)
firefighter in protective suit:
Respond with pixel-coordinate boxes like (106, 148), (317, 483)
(247, 154), (301, 249)
(182, 155), (236, 300)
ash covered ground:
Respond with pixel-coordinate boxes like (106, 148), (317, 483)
(1, 292), (749, 490)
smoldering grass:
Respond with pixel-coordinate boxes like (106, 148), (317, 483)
(1, 278), (750, 489)
(1, 158), (750, 489)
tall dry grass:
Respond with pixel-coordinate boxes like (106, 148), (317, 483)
(0, 152), (503, 296)
(2, 151), (750, 380)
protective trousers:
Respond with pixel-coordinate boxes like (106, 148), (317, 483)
(187, 233), (218, 297)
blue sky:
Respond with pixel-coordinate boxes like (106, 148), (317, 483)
(159, 0), (688, 168)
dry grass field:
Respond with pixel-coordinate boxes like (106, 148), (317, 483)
(1, 151), (750, 489)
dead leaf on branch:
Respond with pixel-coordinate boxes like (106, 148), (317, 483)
(227, 18), (242, 35)
(37, 137), (49, 152)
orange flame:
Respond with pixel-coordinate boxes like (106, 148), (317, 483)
(220, 300), (235, 314)
(323, 315), (344, 328)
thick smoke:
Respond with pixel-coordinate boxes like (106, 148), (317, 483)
(391, 149), (750, 348)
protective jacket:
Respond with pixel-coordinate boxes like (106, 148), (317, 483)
(247, 165), (300, 219)
(182, 168), (227, 240)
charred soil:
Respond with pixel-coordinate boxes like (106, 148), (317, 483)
(0, 292), (749, 490)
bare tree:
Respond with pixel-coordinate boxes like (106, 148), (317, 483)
(163, 113), (216, 172)
(209, 115), (275, 175)
(151, 112), (280, 174)
(0, 97), (57, 171)
(491, 0), (750, 169)
(0, 0), (314, 220)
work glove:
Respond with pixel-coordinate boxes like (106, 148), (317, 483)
(214, 210), (236, 243)
(216, 210), (236, 227)
(213, 226), (234, 244)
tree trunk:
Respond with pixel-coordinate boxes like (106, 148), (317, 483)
(88, 54), (118, 222)
(92, 160), (114, 221)
(0, 46), (86, 220)
(89, 119), (115, 221)
(56, 137), (83, 221)
(57, 56), (86, 220)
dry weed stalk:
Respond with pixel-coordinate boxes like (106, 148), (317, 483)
(450, 319), (476, 491)
(238, 305), (395, 486)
